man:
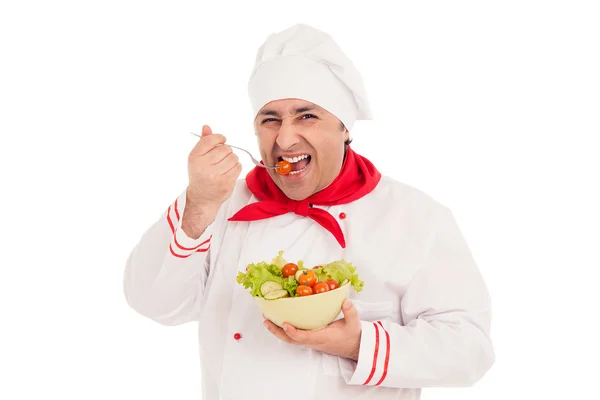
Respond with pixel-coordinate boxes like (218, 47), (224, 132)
(124, 24), (495, 399)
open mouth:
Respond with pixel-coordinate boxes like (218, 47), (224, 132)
(277, 154), (312, 175)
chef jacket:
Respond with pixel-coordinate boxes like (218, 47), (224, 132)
(124, 176), (495, 399)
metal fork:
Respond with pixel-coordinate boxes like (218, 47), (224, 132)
(190, 132), (277, 169)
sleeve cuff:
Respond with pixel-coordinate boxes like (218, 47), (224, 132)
(340, 320), (391, 386)
(165, 191), (213, 258)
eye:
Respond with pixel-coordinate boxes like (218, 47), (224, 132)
(301, 114), (317, 119)
(261, 118), (278, 124)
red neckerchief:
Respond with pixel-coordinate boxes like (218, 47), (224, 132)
(227, 146), (381, 248)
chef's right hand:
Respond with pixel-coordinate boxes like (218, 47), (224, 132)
(186, 125), (242, 213)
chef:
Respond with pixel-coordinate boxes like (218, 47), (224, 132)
(124, 23), (495, 400)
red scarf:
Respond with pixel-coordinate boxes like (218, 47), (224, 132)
(228, 147), (381, 248)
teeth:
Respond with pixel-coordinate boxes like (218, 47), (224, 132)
(288, 164), (309, 175)
(282, 154), (309, 163)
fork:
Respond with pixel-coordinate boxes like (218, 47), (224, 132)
(190, 132), (277, 169)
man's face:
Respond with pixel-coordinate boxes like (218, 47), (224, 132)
(254, 98), (349, 201)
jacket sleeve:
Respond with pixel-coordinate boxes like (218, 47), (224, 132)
(123, 189), (220, 326)
(341, 205), (495, 388)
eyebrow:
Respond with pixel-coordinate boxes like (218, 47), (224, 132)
(258, 106), (319, 118)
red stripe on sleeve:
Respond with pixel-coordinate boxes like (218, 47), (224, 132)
(362, 322), (380, 385)
(375, 321), (391, 386)
(196, 244), (210, 253)
(167, 205), (176, 233)
(174, 198), (181, 221)
(174, 233), (212, 251)
(169, 243), (190, 258)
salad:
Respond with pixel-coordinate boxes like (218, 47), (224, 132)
(236, 250), (364, 300)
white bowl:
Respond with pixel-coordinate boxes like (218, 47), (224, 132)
(255, 281), (351, 331)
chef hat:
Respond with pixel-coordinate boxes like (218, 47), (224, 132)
(248, 24), (372, 130)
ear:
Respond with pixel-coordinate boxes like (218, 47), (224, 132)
(340, 120), (349, 141)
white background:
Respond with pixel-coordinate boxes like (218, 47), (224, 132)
(1, 1), (599, 399)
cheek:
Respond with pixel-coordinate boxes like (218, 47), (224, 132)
(256, 132), (277, 157)
(315, 142), (344, 169)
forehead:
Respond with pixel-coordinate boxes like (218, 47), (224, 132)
(257, 98), (326, 116)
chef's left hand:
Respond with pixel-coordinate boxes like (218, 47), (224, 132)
(263, 298), (362, 361)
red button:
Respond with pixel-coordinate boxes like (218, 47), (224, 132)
(233, 333), (242, 340)
(339, 212), (346, 219)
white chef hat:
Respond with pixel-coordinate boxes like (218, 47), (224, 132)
(248, 24), (372, 130)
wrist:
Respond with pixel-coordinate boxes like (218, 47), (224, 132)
(181, 191), (221, 239)
(185, 189), (221, 217)
(348, 332), (361, 361)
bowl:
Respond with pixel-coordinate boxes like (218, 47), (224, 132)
(255, 281), (351, 331)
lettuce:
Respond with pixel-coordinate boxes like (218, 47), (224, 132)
(272, 250), (306, 271)
(265, 263), (283, 278)
(271, 250), (287, 270)
(281, 275), (300, 297)
(236, 261), (284, 297)
(314, 260), (364, 292)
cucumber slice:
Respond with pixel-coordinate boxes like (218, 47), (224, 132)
(341, 279), (349, 286)
(263, 289), (289, 300)
(260, 281), (283, 296)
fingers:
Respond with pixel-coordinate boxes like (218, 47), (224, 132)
(224, 160), (243, 178)
(280, 323), (312, 344)
(201, 124), (212, 137)
(194, 133), (227, 156)
(263, 319), (300, 345)
(213, 151), (241, 175)
(341, 299), (359, 325)
(204, 143), (233, 165)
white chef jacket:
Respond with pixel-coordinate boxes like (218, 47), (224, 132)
(123, 175), (495, 399)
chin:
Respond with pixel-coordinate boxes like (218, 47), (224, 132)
(271, 161), (317, 200)
(277, 184), (312, 201)
(274, 178), (316, 201)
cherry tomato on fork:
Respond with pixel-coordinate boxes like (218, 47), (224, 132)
(276, 160), (292, 175)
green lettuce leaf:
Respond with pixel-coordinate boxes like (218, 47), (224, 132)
(236, 261), (283, 297)
(316, 260), (364, 292)
(313, 267), (329, 283)
(271, 250), (287, 269)
(265, 263), (283, 278)
(281, 275), (299, 297)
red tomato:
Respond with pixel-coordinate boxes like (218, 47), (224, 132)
(296, 284), (313, 296)
(297, 270), (317, 287)
(276, 160), (292, 175)
(313, 282), (330, 294)
(281, 263), (298, 278)
(325, 279), (339, 290)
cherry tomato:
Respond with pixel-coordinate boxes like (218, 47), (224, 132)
(297, 270), (317, 287)
(276, 160), (292, 175)
(325, 279), (339, 290)
(296, 284), (313, 296)
(313, 282), (330, 294)
(281, 263), (298, 278)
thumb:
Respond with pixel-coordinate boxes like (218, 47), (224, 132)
(201, 125), (213, 137)
(341, 299), (359, 324)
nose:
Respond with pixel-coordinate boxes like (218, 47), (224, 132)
(275, 119), (300, 150)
